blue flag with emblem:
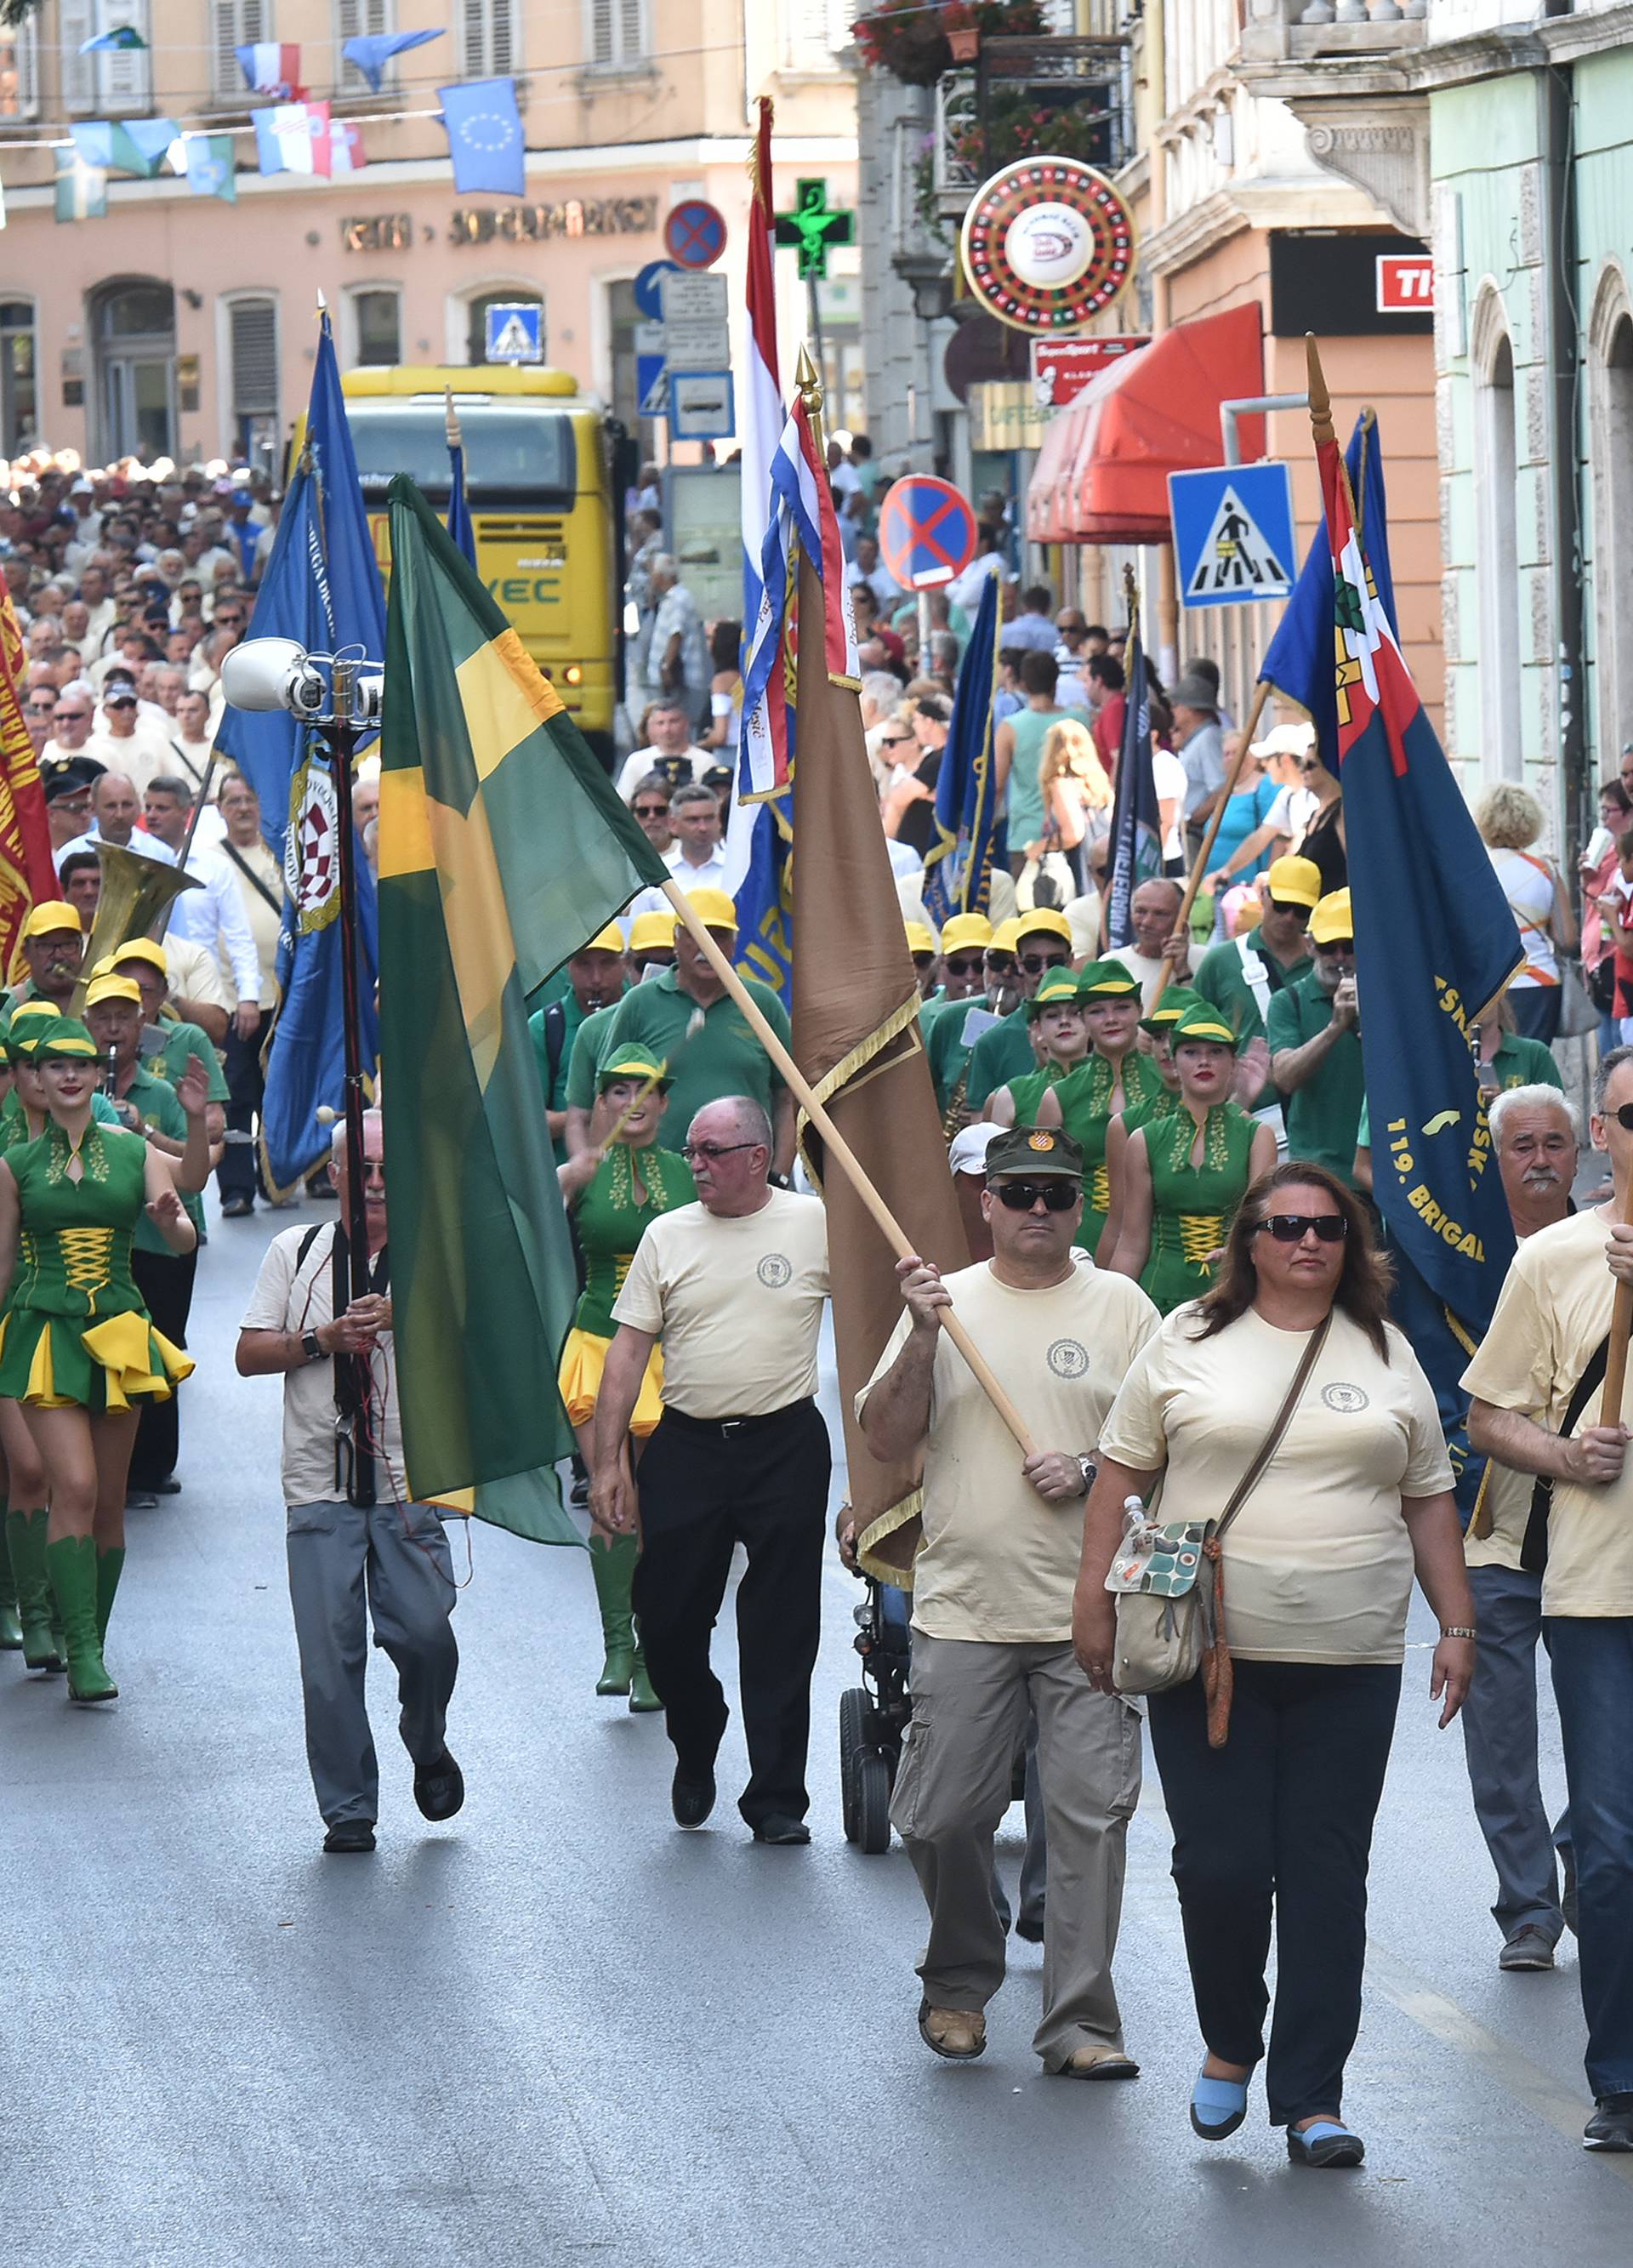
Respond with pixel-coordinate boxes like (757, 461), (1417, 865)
(1313, 406), (1522, 1522)
(438, 77), (525, 198)
(216, 311), (385, 1194)
(446, 420), (476, 569)
(1104, 607), (1162, 948)
(922, 572), (999, 923)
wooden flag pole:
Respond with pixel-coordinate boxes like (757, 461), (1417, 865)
(1151, 674), (1275, 1011)
(1602, 1280), (1633, 1427)
(662, 880), (1038, 1456)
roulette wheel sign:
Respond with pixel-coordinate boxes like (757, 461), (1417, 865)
(959, 159), (1136, 334)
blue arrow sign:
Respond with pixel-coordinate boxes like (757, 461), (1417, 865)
(1169, 464), (1297, 609)
(634, 259), (682, 322)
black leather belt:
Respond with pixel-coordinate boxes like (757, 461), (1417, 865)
(661, 1398), (816, 1440)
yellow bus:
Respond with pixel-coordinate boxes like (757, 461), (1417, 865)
(339, 364), (629, 768)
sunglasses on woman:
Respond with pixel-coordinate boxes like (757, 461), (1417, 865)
(993, 1179), (1079, 1213)
(1255, 1212), (1348, 1244)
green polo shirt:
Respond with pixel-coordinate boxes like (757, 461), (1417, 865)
(1193, 933), (1312, 1108)
(152, 1018), (229, 1105)
(964, 1009), (1035, 1116)
(1355, 1034), (1563, 1152)
(560, 1000), (624, 1118)
(530, 985), (626, 1114)
(922, 994), (976, 1112)
(119, 1063), (196, 1252)
(1264, 967), (1365, 1186)
(564, 967), (789, 1137)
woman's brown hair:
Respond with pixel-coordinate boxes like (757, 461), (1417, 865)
(1189, 1160), (1396, 1360)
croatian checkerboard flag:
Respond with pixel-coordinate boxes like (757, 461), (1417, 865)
(252, 100), (333, 178)
(237, 43), (302, 98)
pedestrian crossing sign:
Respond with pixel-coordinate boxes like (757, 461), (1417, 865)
(1168, 464), (1296, 610)
(484, 302), (543, 364)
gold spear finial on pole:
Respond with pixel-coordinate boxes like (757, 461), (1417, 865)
(444, 384), (462, 453)
(795, 342), (827, 460)
(1305, 333), (1334, 448)
(1122, 560), (1139, 637)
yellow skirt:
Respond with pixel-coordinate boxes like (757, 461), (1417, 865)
(558, 1326), (666, 1438)
(0, 1307), (195, 1414)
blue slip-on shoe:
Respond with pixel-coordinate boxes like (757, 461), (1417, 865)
(1191, 2067), (1249, 2140)
(1287, 2120), (1365, 2168)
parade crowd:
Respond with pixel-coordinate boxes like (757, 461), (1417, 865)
(3, 444), (1631, 2173)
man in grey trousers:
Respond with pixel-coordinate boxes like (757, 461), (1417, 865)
(236, 1109), (464, 1854)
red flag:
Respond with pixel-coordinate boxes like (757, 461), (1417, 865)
(0, 588), (60, 980)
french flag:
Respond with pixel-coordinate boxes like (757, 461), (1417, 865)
(737, 98), (787, 803)
(237, 42), (303, 98)
(253, 100), (333, 178)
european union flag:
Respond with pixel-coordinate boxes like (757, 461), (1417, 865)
(922, 572), (999, 924)
(1261, 411), (1397, 764)
(1104, 609), (1162, 948)
(216, 311), (385, 1192)
(344, 27), (442, 93)
(1313, 406), (1522, 1520)
(439, 77), (525, 198)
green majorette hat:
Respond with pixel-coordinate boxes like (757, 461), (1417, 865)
(1024, 968), (1085, 1023)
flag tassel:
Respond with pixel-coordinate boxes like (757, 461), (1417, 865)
(662, 880), (1037, 1457)
(1152, 674), (1275, 1011)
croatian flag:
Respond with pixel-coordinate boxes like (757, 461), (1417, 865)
(739, 395), (858, 797)
(328, 118), (365, 176)
(737, 97), (788, 802)
(252, 100), (333, 178)
(237, 43), (303, 98)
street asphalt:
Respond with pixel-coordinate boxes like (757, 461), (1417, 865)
(3, 1194), (1630, 2268)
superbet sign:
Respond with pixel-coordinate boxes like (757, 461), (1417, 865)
(1029, 335), (1149, 408)
(1377, 255), (1434, 313)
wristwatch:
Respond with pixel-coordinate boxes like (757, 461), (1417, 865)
(1441, 1625), (1478, 1641)
(1076, 1454), (1097, 1496)
(299, 1329), (324, 1365)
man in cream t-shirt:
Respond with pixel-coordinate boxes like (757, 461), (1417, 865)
(859, 1125), (1158, 2075)
(591, 1095), (830, 1848)
(1464, 1043), (1633, 2152)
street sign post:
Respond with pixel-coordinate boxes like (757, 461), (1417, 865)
(1169, 464), (1297, 609)
(878, 476), (979, 591)
(664, 198), (727, 271)
(669, 371), (736, 442)
(634, 259), (682, 322)
(483, 302), (542, 363)
(661, 271), (731, 372)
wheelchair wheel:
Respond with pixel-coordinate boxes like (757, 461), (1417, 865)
(839, 1685), (868, 1845)
(857, 1749), (893, 1855)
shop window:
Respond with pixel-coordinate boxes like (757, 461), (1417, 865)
(351, 288), (401, 368)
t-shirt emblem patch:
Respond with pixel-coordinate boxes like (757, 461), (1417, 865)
(1322, 1382), (1369, 1413)
(1047, 1337), (1090, 1380)
(758, 1252), (792, 1288)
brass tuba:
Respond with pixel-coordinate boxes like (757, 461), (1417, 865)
(74, 842), (204, 1011)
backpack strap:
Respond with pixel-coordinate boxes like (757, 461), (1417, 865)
(1521, 1331), (1611, 1573)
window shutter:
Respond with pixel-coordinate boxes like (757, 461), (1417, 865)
(488, 0), (515, 74)
(4, 19), (39, 117)
(100, 0), (151, 111)
(337, 0), (390, 89)
(215, 1), (269, 99)
(462, 0), (488, 75)
(589, 0), (612, 67)
(616, 0), (643, 64)
(60, 0), (95, 112)
(230, 299), (279, 418)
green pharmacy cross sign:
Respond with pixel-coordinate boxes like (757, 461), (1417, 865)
(774, 179), (855, 281)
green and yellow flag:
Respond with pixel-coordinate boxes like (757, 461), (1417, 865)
(377, 476), (670, 1540)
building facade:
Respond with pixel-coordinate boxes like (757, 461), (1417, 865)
(0, 0), (858, 471)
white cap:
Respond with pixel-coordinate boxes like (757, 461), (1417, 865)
(947, 1121), (1007, 1177)
(1250, 721), (1316, 759)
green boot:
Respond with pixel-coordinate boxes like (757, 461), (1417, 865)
(629, 1650), (663, 1714)
(96, 1546), (125, 1646)
(6, 1508), (62, 1672)
(45, 1535), (117, 1704)
(589, 1533), (639, 1695)
(0, 1521), (20, 1650)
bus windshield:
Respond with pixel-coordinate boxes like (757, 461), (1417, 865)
(344, 401), (578, 505)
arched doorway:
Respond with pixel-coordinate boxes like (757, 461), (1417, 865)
(91, 278), (175, 462)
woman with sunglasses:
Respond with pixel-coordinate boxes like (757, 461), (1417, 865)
(1293, 750), (1346, 894)
(0, 1017), (196, 1703)
(1074, 1163), (1473, 2168)
(1110, 1002), (1277, 1314)
(987, 969), (1090, 1131)
(1034, 964), (1169, 1260)
(556, 1052), (694, 1715)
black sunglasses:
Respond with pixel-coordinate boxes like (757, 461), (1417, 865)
(1020, 952), (1068, 975)
(1613, 1104), (1633, 1132)
(1267, 898), (1311, 926)
(634, 802), (670, 818)
(942, 954), (984, 977)
(679, 1140), (759, 1163)
(993, 1179), (1079, 1213)
(1256, 1212), (1348, 1244)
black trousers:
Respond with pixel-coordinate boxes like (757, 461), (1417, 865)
(218, 1010), (272, 1203)
(128, 1246), (198, 1489)
(631, 1399), (830, 1828)
(1147, 1657), (1402, 2127)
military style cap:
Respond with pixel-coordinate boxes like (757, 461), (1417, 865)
(598, 1051), (671, 1093)
(1170, 1001), (1241, 1051)
(1309, 887), (1353, 945)
(983, 1125), (1085, 1180)
(1076, 959), (1141, 999)
(1025, 967), (1085, 1021)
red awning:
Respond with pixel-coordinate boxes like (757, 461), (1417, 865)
(1025, 395), (1092, 545)
(1033, 303), (1266, 546)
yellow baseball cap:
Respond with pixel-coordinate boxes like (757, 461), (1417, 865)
(683, 886), (738, 934)
(579, 922), (626, 957)
(989, 918), (1024, 955)
(109, 937), (168, 977)
(84, 974), (142, 1010)
(628, 911), (676, 953)
(940, 912), (993, 955)
(1266, 855), (1322, 910)
(20, 900), (82, 940)
(904, 920), (936, 958)
(1309, 888), (1354, 946)
(1015, 906), (1073, 948)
